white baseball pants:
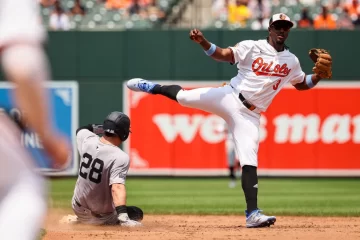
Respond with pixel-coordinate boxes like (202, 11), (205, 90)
(176, 85), (261, 167)
(0, 115), (47, 240)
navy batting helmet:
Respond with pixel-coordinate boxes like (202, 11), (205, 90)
(103, 111), (130, 141)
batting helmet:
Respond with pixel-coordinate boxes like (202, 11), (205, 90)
(103, 111), (131, 141)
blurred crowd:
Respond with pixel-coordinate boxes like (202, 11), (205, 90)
(38, 0), (165, 30)
(103, 0), (165, 20)
(211, 0), (360, 30)
(39, 0), (85, 30)
(39, 0), (360, 30)
(105, 0), (164, 18)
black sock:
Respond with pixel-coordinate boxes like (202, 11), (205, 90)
(229, 166), (235, 180)
(241, 165), (258, 214)
(152, 85), (182, 102)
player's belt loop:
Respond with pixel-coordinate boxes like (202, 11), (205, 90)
(229, 84), (256, 111)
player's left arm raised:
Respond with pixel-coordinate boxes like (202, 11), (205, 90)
(293, 48), (332, 91)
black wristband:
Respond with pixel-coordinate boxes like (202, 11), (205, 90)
(115, 205), (127, 215)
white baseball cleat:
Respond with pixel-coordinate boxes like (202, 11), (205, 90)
(245, 209), (276, 228)
(126, 78), (158, 93)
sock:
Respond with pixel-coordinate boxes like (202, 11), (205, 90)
(152, 85), (182, 102)
(229, 166), (235, 180)
(241, 165), (258, 215)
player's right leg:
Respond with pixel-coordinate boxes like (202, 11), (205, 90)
(127, 78), (232, 118)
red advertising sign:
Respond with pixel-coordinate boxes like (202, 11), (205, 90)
(123, 81), (360, 176)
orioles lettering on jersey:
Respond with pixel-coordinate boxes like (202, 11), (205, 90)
(252, 57), (291, 77)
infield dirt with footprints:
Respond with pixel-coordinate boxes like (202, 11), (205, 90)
(43, 210), (360, 240)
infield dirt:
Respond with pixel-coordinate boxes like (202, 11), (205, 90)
(42, 210), (360, 240)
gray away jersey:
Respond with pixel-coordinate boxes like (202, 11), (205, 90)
(72, 129), (130, 214)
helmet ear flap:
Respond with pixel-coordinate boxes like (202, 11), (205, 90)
(119, 129), (129, 141)
(115, 123), (130, 142)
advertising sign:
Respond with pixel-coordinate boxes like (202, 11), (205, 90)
(0, 81), (79, 176)
(124, 81), (360, 176)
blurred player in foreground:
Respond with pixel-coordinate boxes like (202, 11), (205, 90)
(65, 111), (143, 226)
(0, 0), (70, 239)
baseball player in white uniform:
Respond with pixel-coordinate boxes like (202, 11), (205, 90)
(70, 111), (143, 226)
(0, 0), (70, 239)
(127, 13), (332, 228)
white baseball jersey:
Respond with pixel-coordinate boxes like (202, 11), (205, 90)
(229, 39), (305, 112)
(72, 129), (130, 215)
(0, 0), (46, 48)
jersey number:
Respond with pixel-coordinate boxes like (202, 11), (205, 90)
(273, 79), (282, 90)
(79, 153), (104, 184)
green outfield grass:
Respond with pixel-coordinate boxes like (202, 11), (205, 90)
(50, 177), (360, 217)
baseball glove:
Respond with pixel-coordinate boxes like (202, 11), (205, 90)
(127, 206), (144, 222)
(308, 48), (332, 79)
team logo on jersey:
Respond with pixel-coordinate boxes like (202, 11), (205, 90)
(252, 57), (291, 77)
